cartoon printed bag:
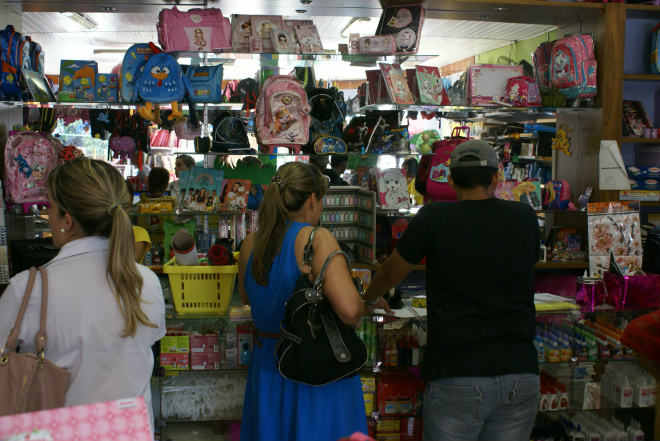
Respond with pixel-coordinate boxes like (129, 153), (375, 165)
(504, 76), (541, 106)
(4, 131), (61, 206)
(157, 6), (231, 52)
(0, 25), (31, 100)
(550, 33), (597, 99)
(185, 65), (223, 103)
(306, 89), (346, 154)
(255, 75), (310, 154)
(415, 126), (472, 202)
(533, 41), (555, 93)
(120, 44), (155, 103)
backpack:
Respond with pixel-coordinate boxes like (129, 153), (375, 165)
(4, 131), (61, 206)
(133, 45), (193, 124)
(120, 43), (155, 103)
(223, 79), (239, 103)
(533, 41), (555, 93)
(415, 126), (472, 202)
(306, 89), (346, 154)
(0, 25), (31, 100)
(255, 75), (310, 154)
(185, 65), (224, 103)
(211, 112), (251, 153)
(550, 34), (597, 100)
(26, 36), (44, 75)
(504, 76), (541, 106)
(234, 77), (259, 111)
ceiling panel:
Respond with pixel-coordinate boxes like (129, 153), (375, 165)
(21, 12), (556, 79)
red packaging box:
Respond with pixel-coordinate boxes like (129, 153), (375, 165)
(191, 352), (221, 370)
(377, 371), (425, 416)
(160, 352), (189, 370)
(190, 333), (220, 353)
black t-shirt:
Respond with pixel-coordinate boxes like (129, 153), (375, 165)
(324, 168), (349, 186)
(396, 198), (540, 380)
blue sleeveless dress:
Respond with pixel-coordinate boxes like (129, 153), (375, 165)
(240, 221), (367, 441)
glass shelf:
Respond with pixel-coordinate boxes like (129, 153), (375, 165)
(173, 51), (439, 66)
(0, 100), (245, 110)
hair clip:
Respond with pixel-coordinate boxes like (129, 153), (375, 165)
(270, 175), (286, 190)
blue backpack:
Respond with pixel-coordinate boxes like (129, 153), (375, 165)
(133, 44), (193, 125)
(25, 36), (44, 75)
(0, 25), (31, 100)
(185, 65), (223, 103)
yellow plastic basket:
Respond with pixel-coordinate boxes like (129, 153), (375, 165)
(163, 258), (238, 314)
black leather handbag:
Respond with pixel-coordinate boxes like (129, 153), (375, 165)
(275, 227), (367, 386)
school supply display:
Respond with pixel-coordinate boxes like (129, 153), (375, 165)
(255, 75), (310, 154)
(275, 228), (367, 386)
(250, 15), (284, 53)
(375, 5), (425, 55)
(415, 126), (472, 202)
(413, 65), (449, 105)
(295, 24), (323, 54)
(358, 35), (397, 55)
(377, 168), (410, 210)
(185, 65), (224, 103)
(0, 267), (71, 416)
(550, 33), (597, 99)
(94, 73), (118, 102)
(0, 25), (31, 100)
(119, 44), (155, 103)
(467, 64), (523, 106)
(157, 6), (231, 52)
(4, 131), (61, 206)
(178, 167), (225, 212)
(379, 63), (415, 105)
(220, 179), (251, 212)
(58, 60), (98, 102)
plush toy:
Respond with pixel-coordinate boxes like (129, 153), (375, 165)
(59, 145), (84, 163)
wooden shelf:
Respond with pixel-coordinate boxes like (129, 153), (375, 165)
(623, 74), (660, 81)
(622, 137), (660, 144)
(535, 261), (588, 270)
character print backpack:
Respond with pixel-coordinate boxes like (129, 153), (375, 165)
(306, 88), (346, 154)
(415, 126), (472, 203)
(25, 36), (44, 76)
(4, 131), (61, 207)
(550, 34), (597, 100)
(504, 76), (541, 107)
(120, 43), (155, 103)
(0, 25), (31, 100)
(533, 41), (555, 93)
(255, 75), (310, 154)
(132, 43), (193, 124)
(211, 112), (251, 153)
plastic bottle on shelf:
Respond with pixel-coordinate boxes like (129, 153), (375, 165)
(539, 241), (547, 262)
(557, 382), (569, 411)
(534, 331), (545, 362)
(560, 333), (572, 362)
(538, 385), (549, 411)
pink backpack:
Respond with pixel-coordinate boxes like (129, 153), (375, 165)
(416, 126), (471, 203)
(157, 6), (231, 52)
(504, 76), (541, 106)
(543, 179), (574, 210)
(4, 131), (61, 207)
(533, 41), (554, 92)
(550, 34), (597, 99)
(255, 75), (311, 154)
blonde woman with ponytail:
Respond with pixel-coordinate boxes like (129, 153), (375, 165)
(237, 161), (369, 441)
(0, 158), (165, 431)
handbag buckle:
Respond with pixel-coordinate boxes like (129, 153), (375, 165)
(37, 350), (45, 370)
(0, 345), (10, 365)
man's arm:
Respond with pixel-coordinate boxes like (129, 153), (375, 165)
(363, 249), (415, 305)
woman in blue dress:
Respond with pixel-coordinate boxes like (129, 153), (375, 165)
(238, 161), (369, 441)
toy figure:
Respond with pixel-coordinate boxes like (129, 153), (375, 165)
(15, 154), (32, 178)
(552, 124), (573, 156)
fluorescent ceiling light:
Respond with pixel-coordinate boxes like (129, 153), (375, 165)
(341, 17), (372, 38)
(61, 12), (97, 30)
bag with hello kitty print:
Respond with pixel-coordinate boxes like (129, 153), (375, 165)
(550, 33), (597, 100)
(415, 126), (472, 203)
(255, 75), (310, 154)
(504, 76), (541, 107)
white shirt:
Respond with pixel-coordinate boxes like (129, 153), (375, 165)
(0, 236), (165, 424)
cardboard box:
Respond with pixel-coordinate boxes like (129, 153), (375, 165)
(160, 334), (190, 353)
(94, 73), (118, 102)
(160, 352), (189, 370)
(361, 376), (376, 393)
(619, 190), (660, 201)
(190, 333), (220, 353)
(364, 393), (374, 415)
(629, 177), (660, 191)
(191, 352), (221, 370)
(377, 372), (425, 416)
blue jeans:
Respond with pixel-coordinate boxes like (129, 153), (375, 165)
(423, 373), (539, 441)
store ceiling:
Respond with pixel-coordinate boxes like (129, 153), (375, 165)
(14, 2), (559, 80)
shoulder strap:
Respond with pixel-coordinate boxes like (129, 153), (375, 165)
(313, 250), (350, 292)
(35, 266), (48, 354)
(301, 226), (320, 274)
(4, 267), (38, 351)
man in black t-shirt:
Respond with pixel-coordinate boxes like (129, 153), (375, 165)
(363, 140), (540, 441)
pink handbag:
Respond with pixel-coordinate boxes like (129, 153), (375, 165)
(157, 6), (231, 52)
(603, 271), (660, 310)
